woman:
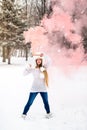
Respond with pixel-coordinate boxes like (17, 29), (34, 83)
(22, 53), (52, 119)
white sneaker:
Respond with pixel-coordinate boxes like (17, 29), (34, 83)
(21, 114), (26, 119)
(45, 113), (53, 119)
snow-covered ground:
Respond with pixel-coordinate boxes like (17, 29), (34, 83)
(0, 57), (87, 130)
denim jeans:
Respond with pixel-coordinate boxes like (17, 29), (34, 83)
(23, 92), (50, 115)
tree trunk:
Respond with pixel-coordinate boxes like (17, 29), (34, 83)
(2, 46), (6, 62)
(7, 46), (11, 64)
(25, 47), (28, 61)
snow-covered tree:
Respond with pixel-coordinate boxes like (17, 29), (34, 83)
(0, 0), (27, 64)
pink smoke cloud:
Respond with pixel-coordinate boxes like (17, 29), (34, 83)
(23, 26), (48, 52)
(23, 0), (87, 70)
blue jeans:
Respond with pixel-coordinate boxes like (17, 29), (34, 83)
(23, 92), (50, 115)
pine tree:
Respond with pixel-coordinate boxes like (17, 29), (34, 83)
(0, 0), (27, 64)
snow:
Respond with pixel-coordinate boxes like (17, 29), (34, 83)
(0, 57), (87, 130)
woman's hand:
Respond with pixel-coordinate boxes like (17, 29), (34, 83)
(40, 66), (46, 72)
(40, 53), (44, 57)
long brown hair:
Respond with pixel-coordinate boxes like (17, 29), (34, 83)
(43, 70), (49, 87)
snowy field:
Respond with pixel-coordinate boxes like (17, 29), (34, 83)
(0, 57), (87, 130)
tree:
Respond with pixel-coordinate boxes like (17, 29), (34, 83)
(81, 26), (87, 53)
(0, 0), (27, 64)
(23, 0), (50, 27)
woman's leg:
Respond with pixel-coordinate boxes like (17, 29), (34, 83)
(40, 92), (50, 113)
(23, 92), (38, 115)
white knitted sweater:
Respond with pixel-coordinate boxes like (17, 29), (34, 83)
(24, 66), (47, 92)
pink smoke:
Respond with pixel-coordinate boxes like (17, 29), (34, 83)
(23, 26), (49, 52)
(23, 0), (87, 71)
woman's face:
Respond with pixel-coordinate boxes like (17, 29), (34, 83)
(36, 58), (42, 66)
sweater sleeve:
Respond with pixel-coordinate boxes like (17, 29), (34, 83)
(23, 64), (32, 76)
(43, 54), (51, 68)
